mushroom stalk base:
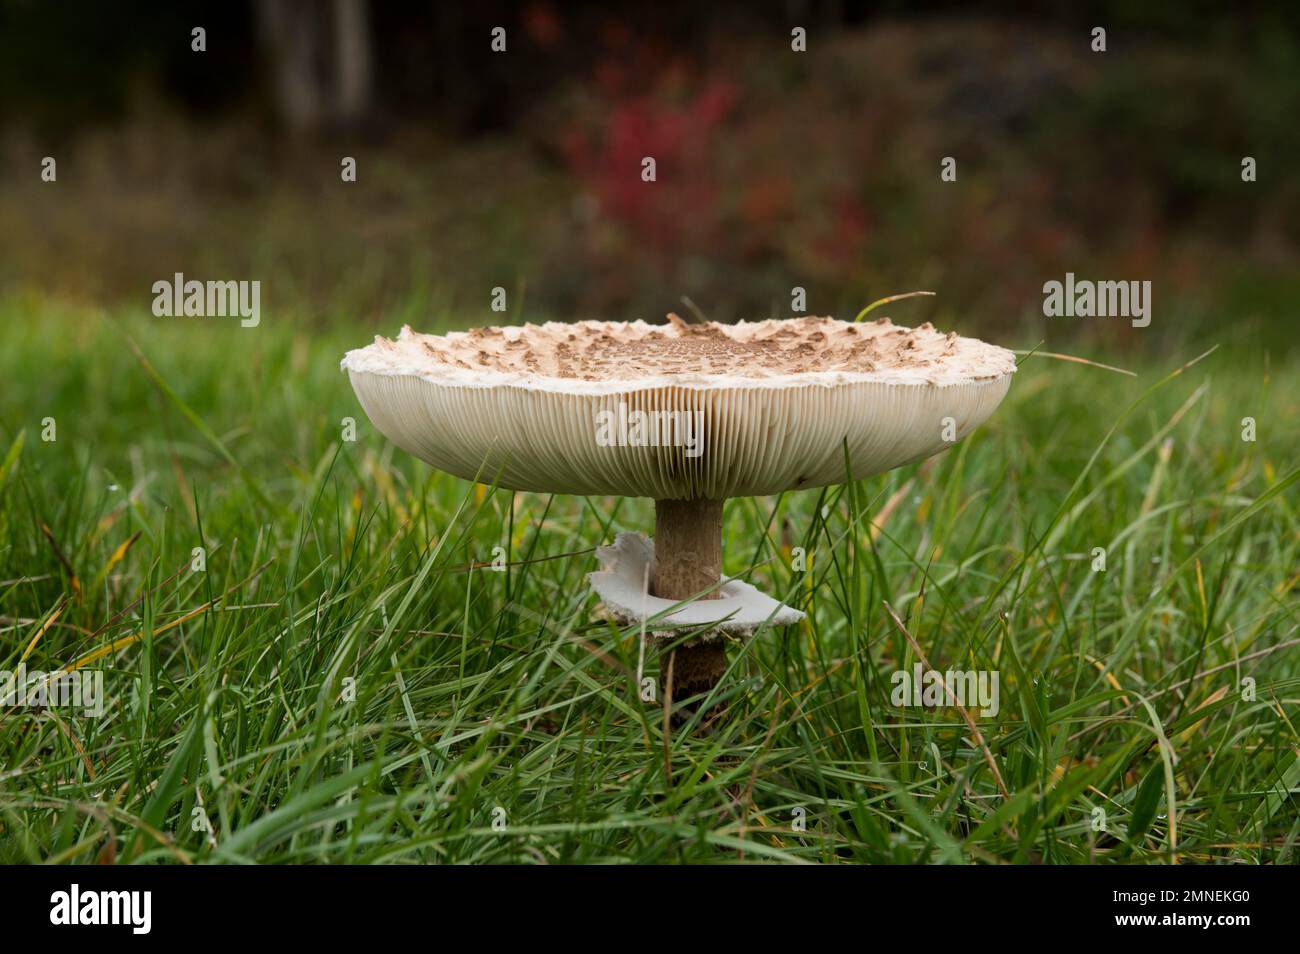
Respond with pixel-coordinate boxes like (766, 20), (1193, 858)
(653, 499), (727, 719)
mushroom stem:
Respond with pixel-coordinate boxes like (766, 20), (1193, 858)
(652, 499), (723, 602)
(653, 498), (728, 711)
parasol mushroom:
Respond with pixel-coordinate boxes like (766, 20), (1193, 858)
(342, 314), (1015, 716)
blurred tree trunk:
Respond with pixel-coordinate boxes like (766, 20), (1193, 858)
(333, 0), (372, 123)
(257, 0), (373, 133)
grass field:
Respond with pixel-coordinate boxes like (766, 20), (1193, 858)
(0, 296), (1296, 864)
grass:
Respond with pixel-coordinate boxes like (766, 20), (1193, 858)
(0, 295), (1296, 864)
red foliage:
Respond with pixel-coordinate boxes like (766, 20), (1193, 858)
(522, 3), (564, 49)
(561, 73), (737, 250)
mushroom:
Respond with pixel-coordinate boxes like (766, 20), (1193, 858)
(342, 314), (1015, 716)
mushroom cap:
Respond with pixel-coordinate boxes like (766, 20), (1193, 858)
(342, 315), (1015, 499)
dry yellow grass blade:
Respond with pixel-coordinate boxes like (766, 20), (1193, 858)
(884, 601), (1010, 801)
(1084, 652), (1131, 707)
(62, 601), (212, 673)
(1012, 349), (1138, 378)
(853, 290), (935, 322)
(89, 529), (142, 594)
(102, 530), (142, 577)
(19, 600), (65, 664)
(1178, 686), (1230, 746)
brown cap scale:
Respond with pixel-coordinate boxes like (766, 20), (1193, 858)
(343, 314), (1016, 716)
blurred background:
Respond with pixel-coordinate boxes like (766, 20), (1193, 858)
(1, 0), (1297, 351)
